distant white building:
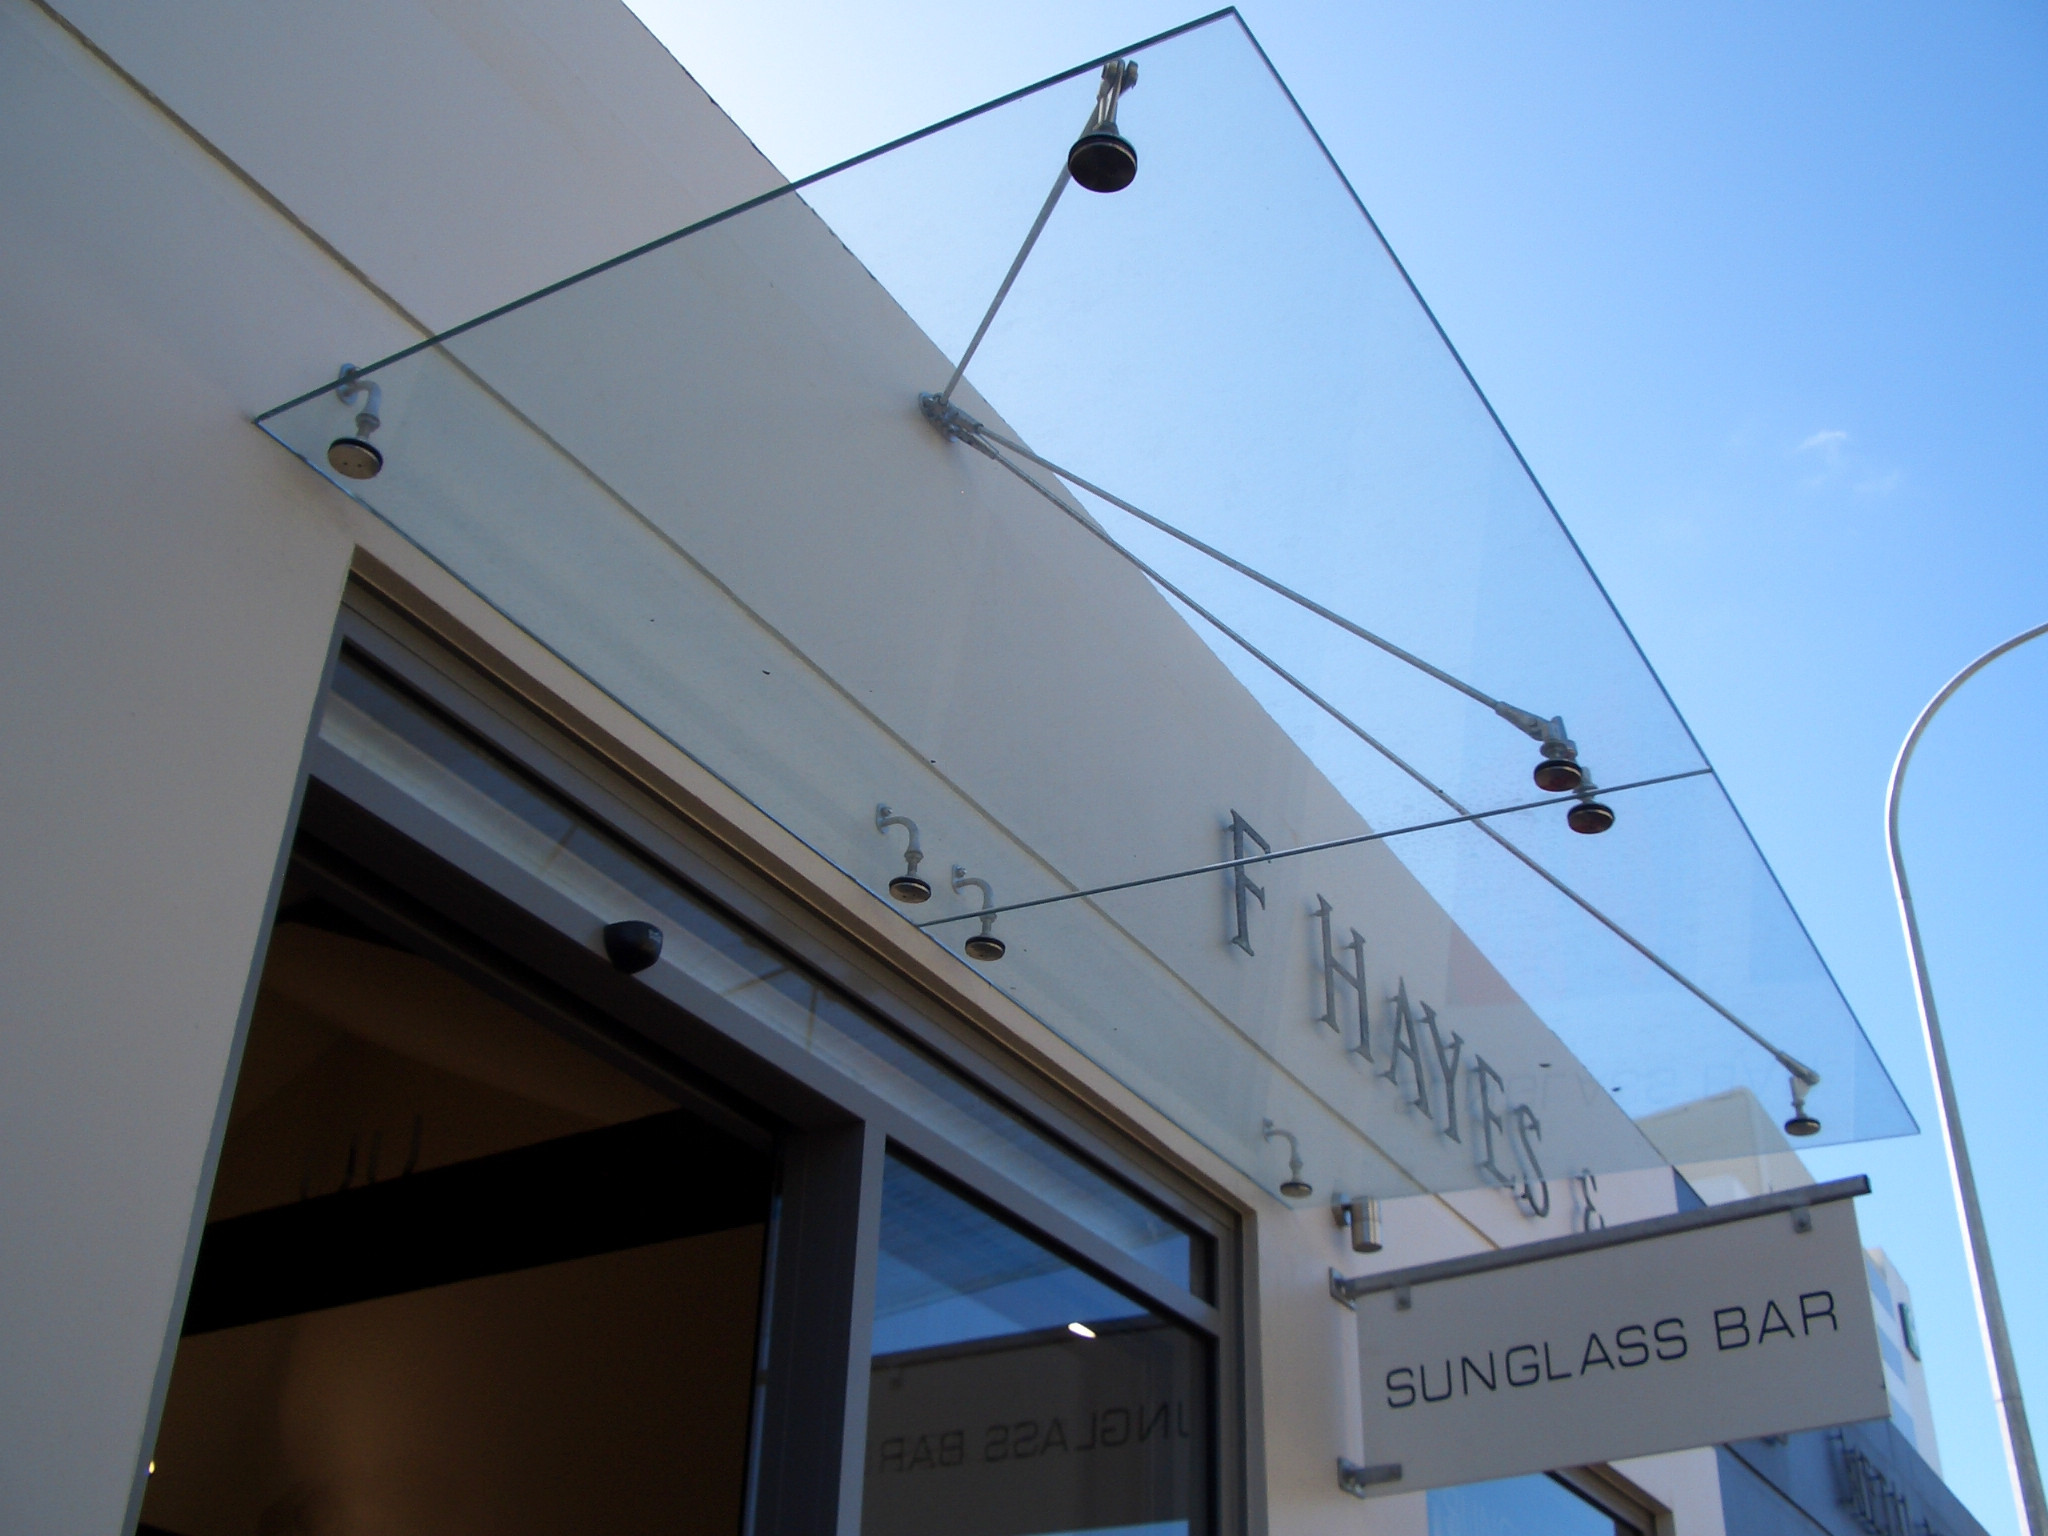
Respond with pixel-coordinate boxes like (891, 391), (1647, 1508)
(1867, 1246), (1939, 1471)
(1640, 1088), (1945, 1479)
(1638, 1087), (1818, 1205)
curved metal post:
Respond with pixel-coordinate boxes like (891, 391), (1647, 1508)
(875, 804), (930, 903)
(1260, 1119), (1310, 1198)
(335, 364), (382, 437)
(949, 865), (1006, 960)
(1888, 620), (2048, 1536)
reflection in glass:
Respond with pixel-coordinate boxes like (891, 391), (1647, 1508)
(865, 1156), (1209, 1536)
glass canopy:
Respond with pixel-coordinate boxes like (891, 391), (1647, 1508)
(258, 11), (1912, 1203)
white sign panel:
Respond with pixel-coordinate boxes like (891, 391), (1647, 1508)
(1345, 1179), (1887, 1495)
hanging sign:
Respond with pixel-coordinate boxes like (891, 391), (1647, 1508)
(1334, 1176), (1886, 1497)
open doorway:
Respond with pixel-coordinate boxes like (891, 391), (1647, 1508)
(139, 861), (772, 1536)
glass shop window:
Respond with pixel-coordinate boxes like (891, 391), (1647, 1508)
(138, 876), (770, 1536)
(863, 1154), (1211, 1536)
(1428, 1473), (1645, 1536)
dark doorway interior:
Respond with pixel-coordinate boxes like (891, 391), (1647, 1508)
(140, 871), (771, 1536)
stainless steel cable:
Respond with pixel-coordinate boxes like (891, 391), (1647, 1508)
(916, 769), (1711, 926)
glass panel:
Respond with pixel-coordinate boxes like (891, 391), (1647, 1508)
(323, 649), (1203, 1294)
(143, 864), (766, 1536)
(866, 1155), (1209, 1536)
(257, 12), (1913, 1201)
(1428, 1474), (1635, 1536)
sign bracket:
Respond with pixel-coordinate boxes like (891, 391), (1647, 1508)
(1336, 1459), (1402, 1498)
(1331, 1175), (1869, 1307)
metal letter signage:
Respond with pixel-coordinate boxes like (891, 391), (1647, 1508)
(1214, 810), (1608, 1212)
(1228, 811), (1269, 956)
(1335, 1177), (1886, 1496)
(1314, 896), (1367, 1049)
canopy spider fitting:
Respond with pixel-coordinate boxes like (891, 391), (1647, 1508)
(1262, 1120), (1312, 1199)
(951, 866), (1007, 961)
(874, 804), (931, 902)
(326, 366), (384, 481)
(1068, 58), (1140, 193)
(875, 806), (1009, 962)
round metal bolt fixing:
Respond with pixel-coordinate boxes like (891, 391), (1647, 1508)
(1567, 800), (1616, 835)
(327, 437), (383, 480)
(1068, 130), (1138, 192)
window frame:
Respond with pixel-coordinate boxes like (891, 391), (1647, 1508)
(311, 590), (1247, 1536)
(1551, 1467), (1663, 1535)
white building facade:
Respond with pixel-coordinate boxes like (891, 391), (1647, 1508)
(0, 3), (1963, 1536)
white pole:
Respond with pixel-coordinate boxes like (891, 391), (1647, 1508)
(1887, 620), (2048, 1536)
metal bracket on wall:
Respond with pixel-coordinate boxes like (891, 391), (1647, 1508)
(950, 866), (1007, 961)
(1329, 1267), (1409, 1312)
(875, 804), (931, 903)
(1260, 1119), (1310, 1198)
(1337, 1459), (1402, 1498)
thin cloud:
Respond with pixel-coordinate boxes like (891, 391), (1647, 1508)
(1788, 427), (1899, 497)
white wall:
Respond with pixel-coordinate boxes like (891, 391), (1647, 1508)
(0, 1), (782, 1528)
(49, 0), (784, 330)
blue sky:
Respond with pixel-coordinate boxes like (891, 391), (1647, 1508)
(625, 3), (2048, 1528)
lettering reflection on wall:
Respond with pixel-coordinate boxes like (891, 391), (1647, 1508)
(1227, 809), (1551, 1214)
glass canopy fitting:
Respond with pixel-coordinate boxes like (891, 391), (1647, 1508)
(255, 10), (1912, 1201)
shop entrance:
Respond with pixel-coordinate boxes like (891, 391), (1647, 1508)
(138, 862), (771, 1536)
(136, 603), (1237, 1536)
